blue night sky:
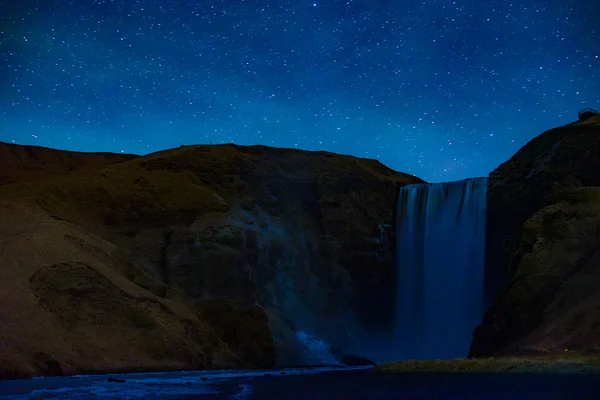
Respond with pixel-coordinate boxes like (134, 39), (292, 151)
(1, 0), (598, 182)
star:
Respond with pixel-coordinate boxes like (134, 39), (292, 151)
(0, 0), (598, 182)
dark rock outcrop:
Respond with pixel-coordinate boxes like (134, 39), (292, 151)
(471, 115), (600, 356)
(0, 141), (421, 378)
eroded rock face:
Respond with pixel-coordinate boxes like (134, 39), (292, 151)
(30, 262), (223, 367)
(472, 118), (600, 356)
(0, 202), (246, 379)
(135, 145), (419, 334)
(135, 146), (421, 363)
(0, 142), (421, 377)
(194, 299), (276, 369)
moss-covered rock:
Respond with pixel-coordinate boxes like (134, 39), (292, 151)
(473, 118), (600, 357)
(0, 142), (422, 378)
(374, 352), (600, 373)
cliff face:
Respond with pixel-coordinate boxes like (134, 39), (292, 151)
(0, 142), (421, 378)
(471, 115), (600, 356)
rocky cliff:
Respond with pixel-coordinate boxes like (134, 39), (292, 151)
(0, 142), (421, 378)
(471, 115), (600, 356)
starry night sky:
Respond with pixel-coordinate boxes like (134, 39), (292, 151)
(1, 0), (599, 182)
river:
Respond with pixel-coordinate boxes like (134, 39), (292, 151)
(1, 366), (599, 399)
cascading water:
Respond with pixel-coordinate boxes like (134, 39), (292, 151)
(394, 178), (487, 360)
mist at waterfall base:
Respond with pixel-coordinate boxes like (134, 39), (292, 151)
(295, 331), (342, 366)
(388, 178), (488, 360)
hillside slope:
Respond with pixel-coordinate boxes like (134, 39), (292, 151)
(472, 117), (600, 356)
(0, 142), (136, 184)
(0, 142), (421, 378)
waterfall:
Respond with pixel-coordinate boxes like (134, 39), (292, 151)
(395, 178), (488, 359)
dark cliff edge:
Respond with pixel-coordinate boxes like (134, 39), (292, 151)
(0, 142), (137, 185)
(472, 114), (600, 357)
(0, 141), (422, 379)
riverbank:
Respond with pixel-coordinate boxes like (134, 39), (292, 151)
(373, 353), (600, 374)
(2, 366), (599, 399)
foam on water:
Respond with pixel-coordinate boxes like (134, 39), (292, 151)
(1, 367), (372, 399)
(296, 330), (342, 366)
